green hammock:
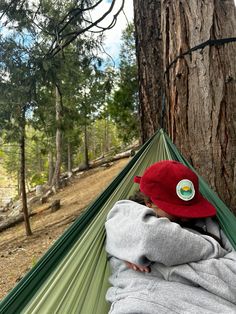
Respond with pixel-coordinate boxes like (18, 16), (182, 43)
(0, 129), (236, 314)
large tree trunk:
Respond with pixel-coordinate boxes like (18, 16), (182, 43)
(20, 108), (32, 236)
(133, 0), (164, 143)
(161, 0), (236, 213)
(51, 85), (63, 190)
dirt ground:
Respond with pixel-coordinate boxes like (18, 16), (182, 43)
(0, 158), (129, 300)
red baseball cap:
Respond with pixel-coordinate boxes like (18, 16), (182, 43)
(134, 160), (216, 218)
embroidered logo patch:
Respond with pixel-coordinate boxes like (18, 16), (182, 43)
(176, 179), (195, 201)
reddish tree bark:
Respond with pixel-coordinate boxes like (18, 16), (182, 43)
(134, 0), (236, 213)
(162, 0), (236, 213)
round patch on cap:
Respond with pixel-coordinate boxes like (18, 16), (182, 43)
(176, 179), (195, 201)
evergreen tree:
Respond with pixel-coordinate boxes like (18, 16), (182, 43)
(108, 24), (139, 144)
(0, 38), (36, 235)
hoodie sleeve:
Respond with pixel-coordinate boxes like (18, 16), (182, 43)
(105, 200), (227, 266)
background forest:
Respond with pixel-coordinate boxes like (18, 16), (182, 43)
(0, 1), (139, 229)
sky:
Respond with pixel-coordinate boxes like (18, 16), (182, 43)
(1, 0), (235, 67)
(0, 0), (134, 67)
(90, 0), (134, 67)
(95, 0), (236, 66)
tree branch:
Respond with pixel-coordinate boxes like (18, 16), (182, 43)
(47, 0), (125, 57)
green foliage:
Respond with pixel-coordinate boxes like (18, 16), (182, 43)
(91, 118), (122, 158)
(0, 2), (140, 195)
(0, 128), (49, 189)
(107, 24), (139, 144)
(0, 142), (19, 187)
(30, 173), (48, 186)
(25, 128), (49, 187)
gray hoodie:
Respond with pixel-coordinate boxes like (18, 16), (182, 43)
(105, 200), (236, 314)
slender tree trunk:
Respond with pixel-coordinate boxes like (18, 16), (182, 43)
(133, 0), (164, 143)
(104, 114), (109, 154)
(26, 178), (30, 193)
(51, 85), (62, 190)
(48, 150), (54, 186)
(20, 108), (32, 236)
(161, 0), (236, 213)
(92, 131), (97, 158)
(17, 169), (20, 197)
(67, 141), (72, 174)
(84, 123), (89, 169)
(36, 141), (43, 172)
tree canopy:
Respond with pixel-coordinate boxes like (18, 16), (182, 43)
(0, 0), (139, 235)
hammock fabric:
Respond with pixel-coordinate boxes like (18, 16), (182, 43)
(0, 129), (236, 314)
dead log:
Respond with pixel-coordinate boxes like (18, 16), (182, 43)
(90, 149), (136, 169)
(0, 212), (36, 233)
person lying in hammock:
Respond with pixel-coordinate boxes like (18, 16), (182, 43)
(105, 160), (236, 314)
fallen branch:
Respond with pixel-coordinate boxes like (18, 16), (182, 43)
(89, 149), (135, 169)
(0, 212), (36, 233)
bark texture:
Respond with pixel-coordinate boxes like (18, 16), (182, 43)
(48, 150), (54, 186)
(51, 85), (62, 189)
(133, 0), (164, 143)
(84, 124), (89, 169)
(67, 142), (72, 174)
(161, 0), (236, 212)
(20, 109), (32, 236)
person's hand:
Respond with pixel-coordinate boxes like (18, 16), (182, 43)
(125, 261), (151, 273)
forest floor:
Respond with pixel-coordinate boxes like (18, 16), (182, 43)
(0, 158), (129, 300)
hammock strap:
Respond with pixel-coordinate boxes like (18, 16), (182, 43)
(164, 37), (236, 74)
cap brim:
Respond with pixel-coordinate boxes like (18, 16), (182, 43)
(151, 195), (216, 218)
